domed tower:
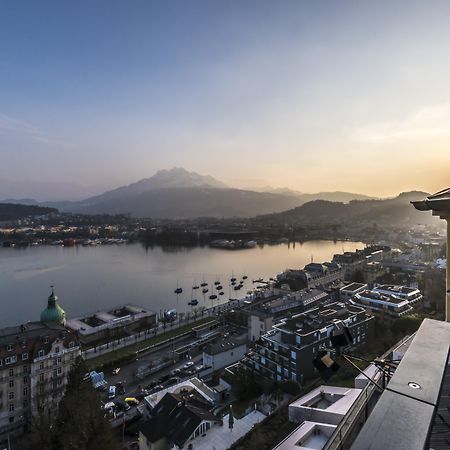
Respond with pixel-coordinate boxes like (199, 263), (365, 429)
(40, 286), (66, 325)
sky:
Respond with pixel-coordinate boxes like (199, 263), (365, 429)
(1, 0), (450, 199)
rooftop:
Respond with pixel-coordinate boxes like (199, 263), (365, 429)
(351, 318), (450, 450)
(274, 422), (337, 450)
(274, 302), (367, 335)
(341, 282), (367, 292)
(204, 334), (247, 355)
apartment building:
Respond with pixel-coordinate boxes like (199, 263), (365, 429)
(246, 302), (374, 384)
(352, 290), (414, 318)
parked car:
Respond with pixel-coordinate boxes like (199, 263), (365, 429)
(114, 400), (130, 411)
(183, 361), (194, 370)
(116, 381), (126, 395)
(108, 385), (116, 399)
(125, 397), (139, 406)
(165, 377), (179, 387)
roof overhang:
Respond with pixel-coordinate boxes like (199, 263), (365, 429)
(411, 188), (450, 219)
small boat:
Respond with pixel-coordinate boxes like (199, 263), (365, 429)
(202, 288), (209, 294)
(188, 299), (199, 306)
(200, 282), (208, 287)
(234, 285), (241, 291)
(242, 275), (248, 280)
(209, 294), (218, 300)
(174, 287), (183, 294)
(216, 285), (223, 290)
(231, 281), (236, 286)
(230, 277), (236, 282)
(214, 281), (220, 286)
(253, 278), (263, 283)
(219, 292), (224, 296)
(192, 285), (199, 290)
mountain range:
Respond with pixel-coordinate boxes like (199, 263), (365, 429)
(255, 191), (436, 226)
(0, 168), (429, 221)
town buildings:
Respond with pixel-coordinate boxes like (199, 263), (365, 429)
(246, 302), (374, 384)
(0, 290), (80, 438)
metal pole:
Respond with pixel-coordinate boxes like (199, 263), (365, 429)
(446, 219), (450, 322)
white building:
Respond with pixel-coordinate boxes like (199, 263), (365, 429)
(202, 337), (247, 372)
(288, 385), (361, 425)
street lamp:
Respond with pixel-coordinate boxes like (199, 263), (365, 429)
(411, 188), (450, 321)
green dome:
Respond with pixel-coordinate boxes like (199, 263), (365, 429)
(40, 288), (66, 325)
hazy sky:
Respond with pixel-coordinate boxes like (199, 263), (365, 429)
(1, 1), (450, 198)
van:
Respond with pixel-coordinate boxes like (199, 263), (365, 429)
(108, 385), (116, 399)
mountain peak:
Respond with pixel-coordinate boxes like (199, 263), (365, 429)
(147, 167), (228, 189)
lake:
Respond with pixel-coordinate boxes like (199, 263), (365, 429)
(0, 240), (364, 327)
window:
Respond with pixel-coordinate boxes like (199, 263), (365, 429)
(23, 376), (28, 384)
(68, 341), (75, 348)
(39, 373), (44, 382)
(6, 344), (14, 352)
(9, 392), (14, 400)
(43, 337), (49, 344)
(40, 362), (44, 370)
(5, 356), (17, 365)
(9, 379), (14, 388)
(38, 349), (45, 357)
(9, 368), (14, 377)
(9, 404), (14, 413)
(23, 365), (28, 374)
(57, 367), (62, 375)
(23, 387), (28, 396)
(22, 352), (28, 361)
(55, 346), (60, 353)
(57, 357), (62, 365)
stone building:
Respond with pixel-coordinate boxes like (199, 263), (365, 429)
(0, 289), (80, 438)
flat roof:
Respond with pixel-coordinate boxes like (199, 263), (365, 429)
(352, 318), (450, 450)
(341, 282), (367, 292)
(274, 422), (337, 450)
(290, 385), (361, 416)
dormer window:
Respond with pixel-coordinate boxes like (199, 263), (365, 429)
(42, 337), (49, 344)
(38, 350), (45, 357)
(6, 344), (14, 352)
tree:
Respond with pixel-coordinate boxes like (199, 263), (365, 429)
(51, 356), (117, 450)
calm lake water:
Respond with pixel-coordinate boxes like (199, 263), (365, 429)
(0, 240), (364, 327)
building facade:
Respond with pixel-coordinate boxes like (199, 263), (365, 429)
(246, 302), (375, 384)
(0, 290), (80, 438)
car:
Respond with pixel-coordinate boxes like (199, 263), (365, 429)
(125, 397), (139, 406)
(194, 365), (204, 372)
(112, 367), (121, 375)
(165, 377), (179, 387)
(108, 385), (116, 399)
(183, 361), (194, 370)
(170, 368), (181, 376)
(145, 381), (157, 390)
(116, 381), (126, 395)
(114, 400), (130, 411)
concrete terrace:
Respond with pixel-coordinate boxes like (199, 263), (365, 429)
(185, 410), (266, 450)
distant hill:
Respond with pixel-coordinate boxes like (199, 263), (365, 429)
(256, 191), (436, 226)
(0, 203), (57, 222)
(251, 187), (375, 203)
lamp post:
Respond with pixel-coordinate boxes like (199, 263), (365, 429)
(411, 188), (450, 321)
